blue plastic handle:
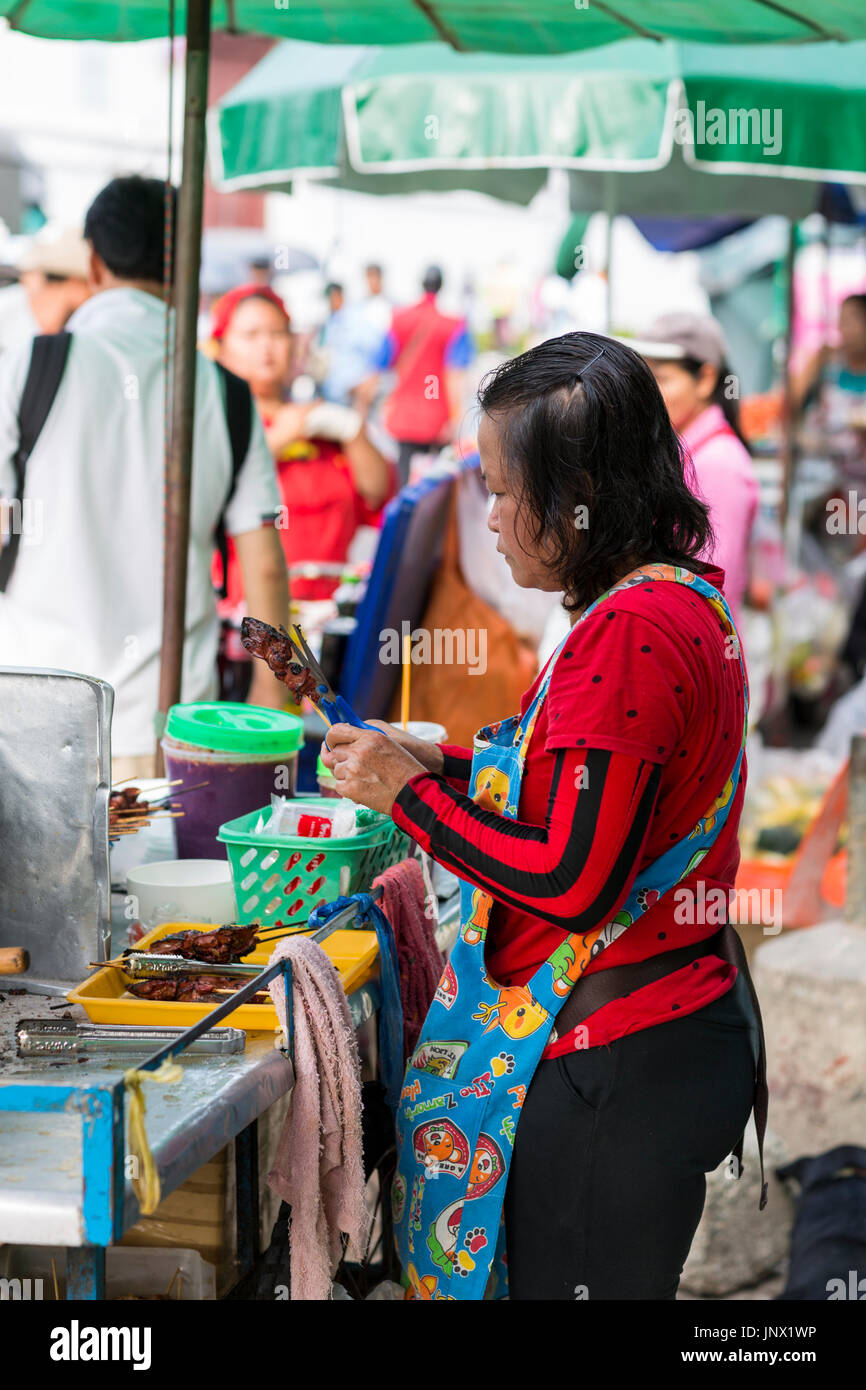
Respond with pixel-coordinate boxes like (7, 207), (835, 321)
(320, 694), (382, 732)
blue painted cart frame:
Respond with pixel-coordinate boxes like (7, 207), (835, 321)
(0, 955), (294, 1298)
(0, 889), (384, 1299)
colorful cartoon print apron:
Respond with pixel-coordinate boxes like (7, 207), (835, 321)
(392, 565), (749, 1300)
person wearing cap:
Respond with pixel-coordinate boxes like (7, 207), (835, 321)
(17, 227), (90, 334)
(374, 265), (474, 487)
(212, 283), (393, 602)
(0, 177), (289, 779)
(631, 313), (759, 628)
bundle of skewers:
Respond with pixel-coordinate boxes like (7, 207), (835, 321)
(108, 779), (204, 841)
(95, 922), (305, 1003)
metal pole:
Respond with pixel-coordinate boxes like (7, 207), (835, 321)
(157, 0), (212, 758)
(779, 219), (797, 532)
(845, 735), (866, 925)
(603, 170), (616, 334)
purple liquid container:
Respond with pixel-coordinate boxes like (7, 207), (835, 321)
(161, 701), (305, 860)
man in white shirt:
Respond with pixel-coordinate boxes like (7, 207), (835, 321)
(0, 175), (289, 775)
(361, 263), (392, 337)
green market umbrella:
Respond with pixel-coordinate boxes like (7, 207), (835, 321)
(4, 0), (866, 49)
(210, 37), (866, 213)
(6, 0), (866, 740)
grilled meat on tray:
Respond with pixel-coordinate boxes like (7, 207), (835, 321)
(135, 924), (259, 964)
(128, 973), (268, 1003)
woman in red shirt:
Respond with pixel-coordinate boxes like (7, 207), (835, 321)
(322, 332), (765, 1301)
(211, 284), (393, 601)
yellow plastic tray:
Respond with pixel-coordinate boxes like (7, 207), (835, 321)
(67, 920), (379, 1030)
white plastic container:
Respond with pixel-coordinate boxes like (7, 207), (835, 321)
(126, 859), (237, 931)
(391, 720), (448, 743)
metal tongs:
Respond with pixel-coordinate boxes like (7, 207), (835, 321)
(15, 1019), (246, 1059)
(120, 954), (264, 979)
(284, 622), (376, 730)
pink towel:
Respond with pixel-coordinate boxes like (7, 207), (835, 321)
(373, 857), (445, 1057)
(267, 934), (370, 1300)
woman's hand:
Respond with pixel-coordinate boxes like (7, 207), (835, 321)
(320, 723), (429, 813)
(264, 402), (315, 455)
(363, 719), (445, 773)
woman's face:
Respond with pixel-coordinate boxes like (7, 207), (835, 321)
(648, 358), (716, 432)
(839, 300), (866, 360)
(478, 412), (562, 592)
(218, 297), (291, 397)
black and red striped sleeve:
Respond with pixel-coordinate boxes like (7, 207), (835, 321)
(391, 747), (661, 931)
(438, 743), (472, 792)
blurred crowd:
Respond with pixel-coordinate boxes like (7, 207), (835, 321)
(1, 173), (866, 775)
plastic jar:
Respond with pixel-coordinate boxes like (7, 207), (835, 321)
(161, 702), (305, 859)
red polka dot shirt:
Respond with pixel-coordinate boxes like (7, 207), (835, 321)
(391, 565), (744, 1053)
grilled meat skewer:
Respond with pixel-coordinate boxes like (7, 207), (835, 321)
(128, 973), (269, 1004)
(239, 617), (320, 704)
(129, 924), (259, 964)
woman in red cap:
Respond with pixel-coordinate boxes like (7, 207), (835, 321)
(210, 284), (393, 602)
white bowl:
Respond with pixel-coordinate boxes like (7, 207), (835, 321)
(125, 859), (237, 930)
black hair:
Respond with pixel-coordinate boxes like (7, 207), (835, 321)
(84, 176), (175, 285)
(841, 293), (866, 321)
(678, 355), (751, 454)
(477, 331), (714, 613)
(422, 265), (443, 294)
(325, 281), (343, 297)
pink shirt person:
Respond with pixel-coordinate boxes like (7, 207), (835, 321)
(632, 311), (760, 630)
(681, 403), (759, 626)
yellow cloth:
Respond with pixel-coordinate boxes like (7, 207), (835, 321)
(124, 1060), (184, 1215)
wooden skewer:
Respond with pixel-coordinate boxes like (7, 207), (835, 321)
(149, 781), (210, 804)
(210, 989), (269, 1000)
(111, 776), (183, 791)
(255, 924), (310, 940)
(304, 698), (330, 728)
(109, 811), (186, 837)
(401, 630), (412, 730)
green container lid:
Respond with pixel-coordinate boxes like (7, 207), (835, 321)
(165, 701), (305, 755)
(316, 754), (336, 779)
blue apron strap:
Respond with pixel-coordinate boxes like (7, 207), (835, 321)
(308, 893), (405, 1114)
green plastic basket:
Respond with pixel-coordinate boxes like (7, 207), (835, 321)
(217, 797), (411, 927)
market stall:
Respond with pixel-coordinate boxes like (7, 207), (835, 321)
(0, 650), (459, 1300)
(0, 908), (383, 1300)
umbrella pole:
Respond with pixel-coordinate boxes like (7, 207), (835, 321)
(603, 171), (616, 333)
(780, 219), (797, 533)
(156, 0), (212, 772)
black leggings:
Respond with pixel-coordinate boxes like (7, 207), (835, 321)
(504, 976), (759, 1300)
